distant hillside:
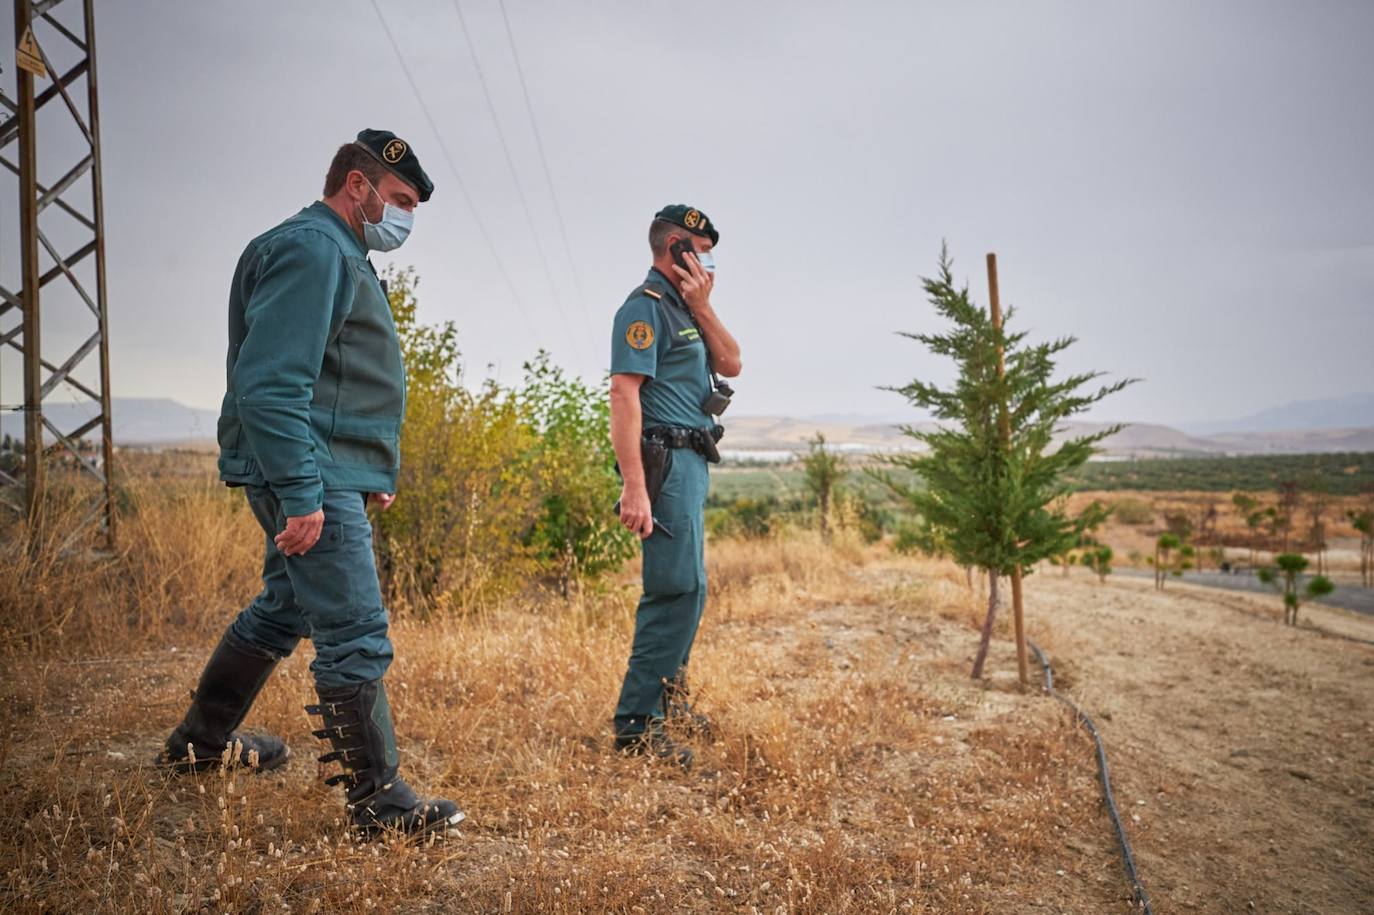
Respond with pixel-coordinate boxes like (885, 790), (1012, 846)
(724, 414), (1374, 458)
(1180, 393), (1374, 434)
(1, 398), (219, 446)
(6, 399), (1374, 458)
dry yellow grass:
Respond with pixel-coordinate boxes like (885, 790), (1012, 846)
(2, 469), (1136, 913)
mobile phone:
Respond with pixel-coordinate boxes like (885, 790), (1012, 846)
(669, 238), (696, 272)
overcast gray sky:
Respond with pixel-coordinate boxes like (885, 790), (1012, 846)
(2, 0), (1371, 425)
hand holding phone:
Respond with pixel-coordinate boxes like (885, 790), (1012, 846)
(669, 237), (696, 273)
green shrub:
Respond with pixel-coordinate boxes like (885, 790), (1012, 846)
(1111, 497), (1154, 526)
(373, 270), (634, 614)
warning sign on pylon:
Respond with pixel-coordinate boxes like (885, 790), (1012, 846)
(16, 26), (48, 80)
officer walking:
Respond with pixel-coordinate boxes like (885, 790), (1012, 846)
(610, 205), (742, 766)
(159, 129), (462, 836)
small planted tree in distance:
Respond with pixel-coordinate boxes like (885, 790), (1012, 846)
(1350, 509), (1373, 588)
(1258, 553), (1335, 626)
(1153, 533), (1178, 589)
(802, 432), (847, 543)
(883, 246), (1132, 679)
(1081, 544), (1114, 583)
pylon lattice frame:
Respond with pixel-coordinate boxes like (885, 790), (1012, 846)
(0, 0), (115, 548)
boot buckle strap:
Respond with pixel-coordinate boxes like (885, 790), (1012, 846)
(311, 725), (352, 740)
(318, 748), (362, 764)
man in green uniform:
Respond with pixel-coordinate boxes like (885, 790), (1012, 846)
(159, 129), (462, 836)
(610, 205), (742, 766)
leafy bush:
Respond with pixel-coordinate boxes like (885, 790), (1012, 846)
(372, 270), (632, 614)
(1111, 496), (1154, 526)
(707, 497), (779, 539)
(1258, 553), (1335, 626)
(519, 354), (637, 593)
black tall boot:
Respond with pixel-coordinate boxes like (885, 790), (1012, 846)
(307, 680), (464, 837)
(159, 627), (290, 773)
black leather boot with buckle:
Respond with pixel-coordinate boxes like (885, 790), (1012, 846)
(159, 627), (290, 774)
(307, 679), (464, 837)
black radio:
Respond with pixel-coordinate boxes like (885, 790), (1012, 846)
(702, 378), (734, 416)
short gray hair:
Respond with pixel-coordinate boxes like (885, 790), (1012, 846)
(648, 218), (688, 256)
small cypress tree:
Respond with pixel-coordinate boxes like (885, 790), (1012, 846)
(1081, 544), (1114, 583)
(802, 432), (847, 543)
(1349, 509), (1373, 588)
(1258, 553), (1335, 626)
(884, 247), (1132, 678)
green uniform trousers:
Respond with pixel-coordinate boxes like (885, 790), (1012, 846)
(228, 486), (394, 690)
(614, 448), (710, 735)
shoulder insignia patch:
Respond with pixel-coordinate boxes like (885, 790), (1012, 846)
(642, 288), (662, 300)
(626, 321), (655, 350)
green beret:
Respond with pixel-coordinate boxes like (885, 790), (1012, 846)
(654, 204), (719, 246)
(354, 128), (434, 202)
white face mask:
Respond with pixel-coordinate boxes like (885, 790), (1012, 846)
(696, 249), (716, 273)
(358, 179), (413, 252)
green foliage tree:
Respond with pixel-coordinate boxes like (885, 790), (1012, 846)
(1257, 553), (1335, 626)
(1080, 544), (1114, 583)
(1349, 509), (1373, 588)
(519, 353), (637, 595)
(1275, 479), (1302, 553)
(802, 432), (846, 543)
(376, 271), (538, 612)
(1302, 480), (1331, 575)
(1231, 492), (1260, 564)
(706, 497), (777, 539)
(372, 269), (632, 614)
(1153, 532), (1182, 589)
(883, 247), (1131, 678)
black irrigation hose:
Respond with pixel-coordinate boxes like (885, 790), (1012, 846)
(1028, 639), (1153, 915)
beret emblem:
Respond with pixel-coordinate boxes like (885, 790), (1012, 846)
(383, 138), (408, 163)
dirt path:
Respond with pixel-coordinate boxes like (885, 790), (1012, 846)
(1021, 572), (1374, 914)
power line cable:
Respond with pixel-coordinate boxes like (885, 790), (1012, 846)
(495, 0), (592, 327)
(447, 0), (593, 366)
(366, 0), (542, 342)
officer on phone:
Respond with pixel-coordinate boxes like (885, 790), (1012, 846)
(609, 204), (742, 766)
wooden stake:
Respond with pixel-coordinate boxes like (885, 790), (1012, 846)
(988, 253), (1030, 687)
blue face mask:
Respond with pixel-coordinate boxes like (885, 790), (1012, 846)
(695, 250), (716, 273)
(358, 179), (413, 252)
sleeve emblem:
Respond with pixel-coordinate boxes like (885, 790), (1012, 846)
(626, 321), (655, 350)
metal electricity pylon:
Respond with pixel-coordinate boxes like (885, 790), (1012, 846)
(1, 0), (115, 548)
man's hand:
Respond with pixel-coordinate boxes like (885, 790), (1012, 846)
(275, 509), (324, 557)
(618, 483), (654, 540)
(672, 251), (715, 313)
(368, 492), (397, 511)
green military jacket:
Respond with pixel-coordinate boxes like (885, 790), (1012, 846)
(217, 202), (406, 516)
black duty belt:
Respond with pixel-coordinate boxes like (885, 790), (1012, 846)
(644, 424), (723, 463)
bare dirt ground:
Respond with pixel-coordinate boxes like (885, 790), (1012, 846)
(1018, 572), (1374, 914)
(3, 548), (1371, 913)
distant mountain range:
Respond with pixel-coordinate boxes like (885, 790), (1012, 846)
(1177, 393), (1374, 434)
(721, 415), (1374, 457)
(4, 394), (1373, 457)
(1, 398), (219, 449)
